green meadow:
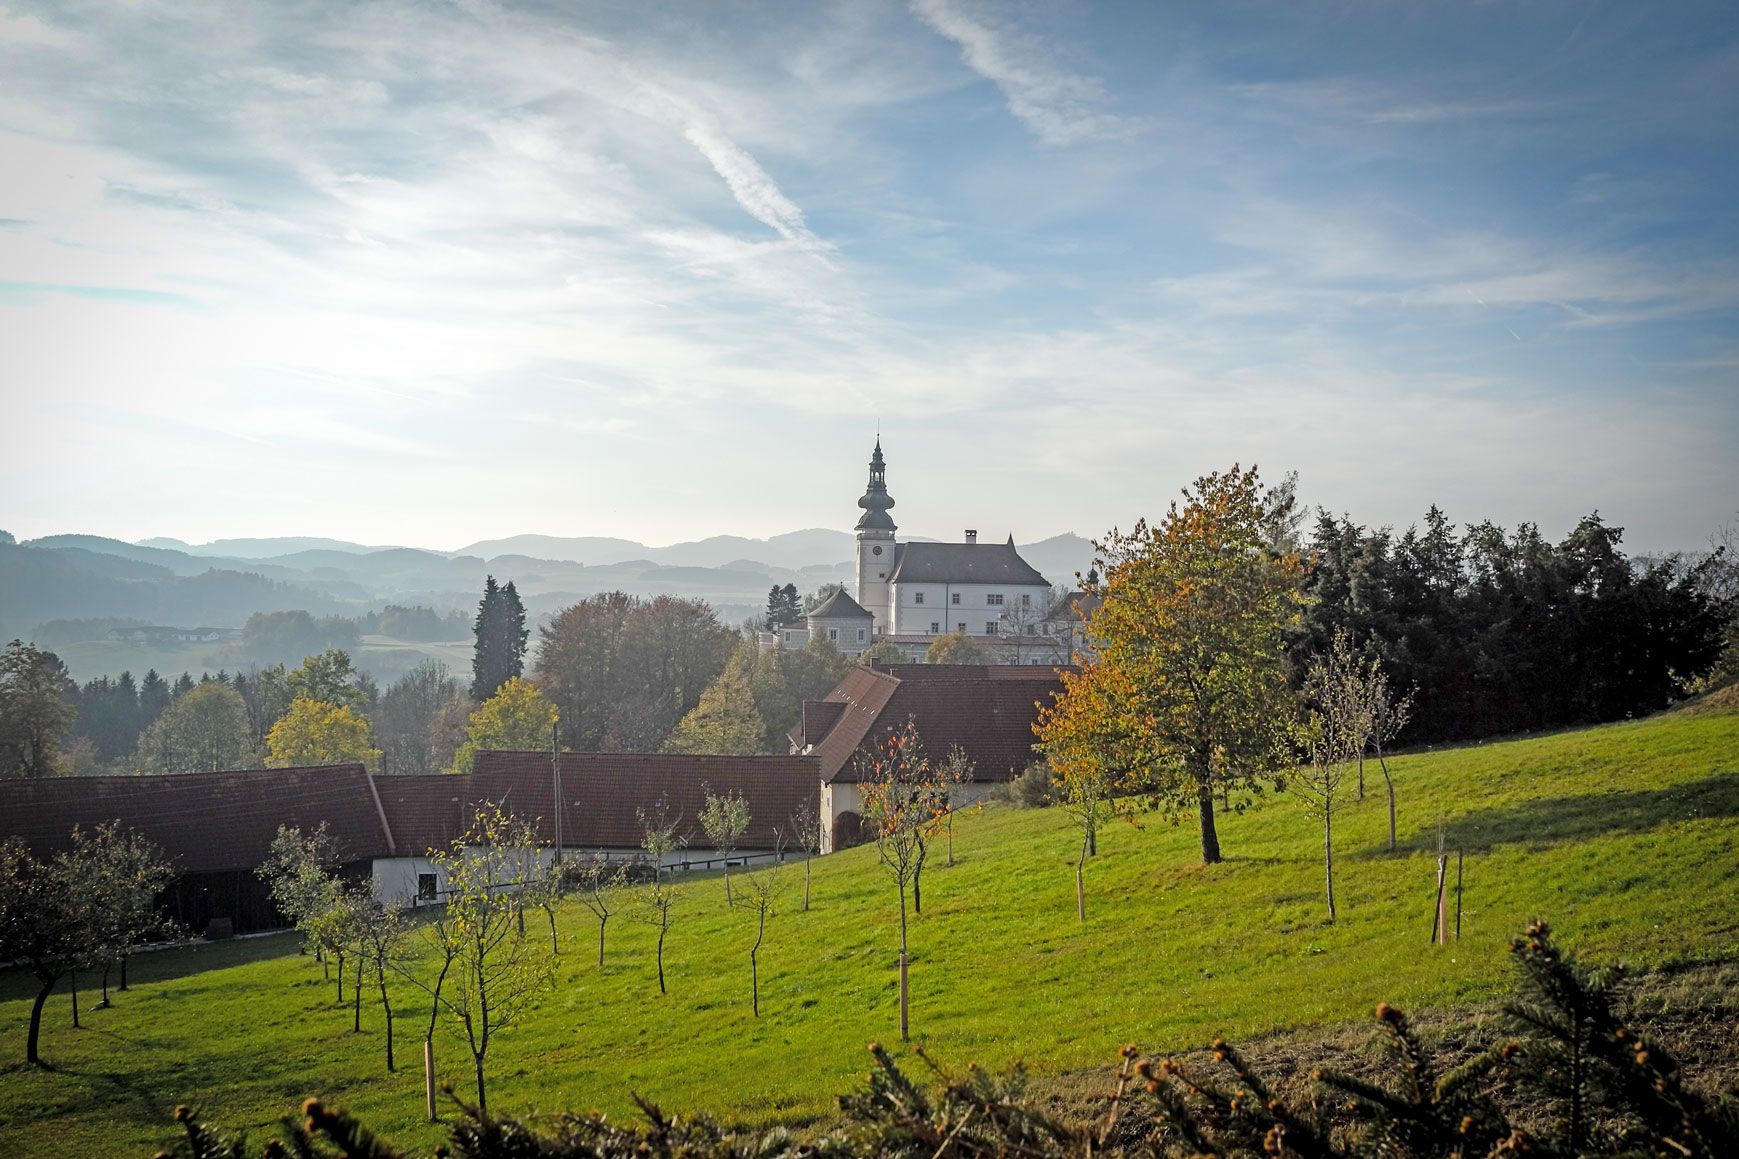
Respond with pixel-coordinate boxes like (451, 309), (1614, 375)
(2, 707), (1736, 1156)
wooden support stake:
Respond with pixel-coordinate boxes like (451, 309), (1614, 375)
(1455, 849), (1464, 940)
(423, 1039), (437, 1122)
(898, 952), (910, 1042)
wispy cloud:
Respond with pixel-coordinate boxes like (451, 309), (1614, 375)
(909, 0), (1142, 145)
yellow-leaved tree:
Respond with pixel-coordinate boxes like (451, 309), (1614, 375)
(448, 677), (557, 774)
(265, 697), (380, 768)
(664, 656), (763, 756)
(1037, 464), (1304, 865)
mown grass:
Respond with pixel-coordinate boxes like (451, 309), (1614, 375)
(2, 708), (1736, 1156)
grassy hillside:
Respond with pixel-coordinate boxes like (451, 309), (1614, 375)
(2, 709), (1735, 1156)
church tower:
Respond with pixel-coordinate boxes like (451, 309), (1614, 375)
(854, 438), (897, 636)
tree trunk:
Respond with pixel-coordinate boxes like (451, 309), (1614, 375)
(27, 980), (53, 1066)
(596, 917), (607, 967)
(378, 970), (395, 1071)
(946, 814), (954, 868)
(474, 1051), (488, 1119)
(656, 923), (667, 994)
(1196, 781), (1223, 864)
(69, 967), (79, 1028)
(1379, 750), (1397, 851)
(750, 910), (764, 1017)
(1076, 833), (1088, 922)
(423, 1038), (437, 1122)
(546, 908), (559, 955)
(1356, 753), (1365, 800)
(335, 953), (344, 1004)
(1323, 807), (1336, 924)
(803, 857), (811, 913)
(353, 957), (363, 1032)
(1088, 814), (1097, 857)
(119, 953), (128, 992)
(898, 883), (910, 1042)
(723, 863), (732, 904)
(100, 962), (112, 1009)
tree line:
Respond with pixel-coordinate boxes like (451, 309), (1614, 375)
(1, 573), (866, 777)
(1029, 465), (1735, 940)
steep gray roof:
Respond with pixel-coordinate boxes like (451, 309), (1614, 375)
(888, 541), (1049, 586)
(809, 588), (873, 619)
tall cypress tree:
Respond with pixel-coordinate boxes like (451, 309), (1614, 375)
(470, 576), (528, 702)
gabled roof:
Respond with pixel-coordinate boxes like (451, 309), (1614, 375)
(374, 774), (469, 857)
(888, 541), (1049, 587)
(802, 664), (1069, 785)
(808, 589), (873, 619)
(0, 763), (391, 874)
(468, 752), (820, 851)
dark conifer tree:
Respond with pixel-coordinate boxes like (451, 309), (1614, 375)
(138, 669), (170, 728)
(470, 576), (528, 702)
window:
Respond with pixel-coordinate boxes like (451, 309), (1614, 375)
(986, 593), (1003, 606)
(986, 622), (998, 634)
(930, 621), (940, 633)
(951, 592), (961, 605)
(857, 629), (865, 641)
(914, 592), (925, 605)
(828, 628), (838, 640)
(417, 872), (438, 902)
(1021, 593), (1032, 607)
(956, 622), (966, 632)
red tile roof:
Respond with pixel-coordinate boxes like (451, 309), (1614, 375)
(373, 774), (469, 857)
(0, 764), (390, 874)
(800, 664), (1069, 784)
(467, 752), (821, 851)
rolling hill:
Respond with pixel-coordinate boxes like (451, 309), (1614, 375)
(1, 705), (1734, 1155)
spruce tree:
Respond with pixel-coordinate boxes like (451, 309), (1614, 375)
(470, 576), (528, 702)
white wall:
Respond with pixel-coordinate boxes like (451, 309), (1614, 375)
(856, 531), (895, 634)
(891, 582), (1051, 637)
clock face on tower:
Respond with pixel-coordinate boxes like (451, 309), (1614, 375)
(872, 546), (883, 556)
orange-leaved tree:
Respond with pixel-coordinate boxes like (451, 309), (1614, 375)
(1040, 464), (1303, 865)
(856, 719), (949, 1041)
(1035, 658), (1141, 920)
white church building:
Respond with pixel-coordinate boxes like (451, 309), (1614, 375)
(846, 440), (1059, 662)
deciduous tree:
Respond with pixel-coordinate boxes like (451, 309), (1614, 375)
(420, 804), (552, 1116)
(697, 786), (751, 901)
(0, 640), (76, 778)
(1048, 465), (1304, 865)
(134, 681), (253, 773)
(448, 677), (558, 774)
(665, 659), (763, 757)
(266, 697), (380, 768)
(856, 720), (950, 1041)
(924, 630), (990, 665)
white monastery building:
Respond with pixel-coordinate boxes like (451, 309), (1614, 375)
(852, 440), (1056, 661)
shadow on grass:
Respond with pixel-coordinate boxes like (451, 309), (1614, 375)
(1370, 772), (1739, 857)
(0, 930), (299, 1004)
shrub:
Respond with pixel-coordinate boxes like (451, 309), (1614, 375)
(1005, 760), (1057, 807)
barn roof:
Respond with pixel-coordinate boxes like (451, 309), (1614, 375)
(797, 664), (1068, 785)
(0, 763), (390, 874)
(467, 752), (820, 851)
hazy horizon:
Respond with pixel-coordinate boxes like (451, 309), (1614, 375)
(3, 3), (1736, 551)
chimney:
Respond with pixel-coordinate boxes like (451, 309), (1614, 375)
(964, 529), (977, 544)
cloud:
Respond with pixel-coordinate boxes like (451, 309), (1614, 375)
(909, 0), (1141, 145)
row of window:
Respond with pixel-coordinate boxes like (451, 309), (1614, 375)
(912, 591), (1032, 607)
(926, 622), (1004, 635)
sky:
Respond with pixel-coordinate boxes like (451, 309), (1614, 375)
(2, 0), (1736, 553)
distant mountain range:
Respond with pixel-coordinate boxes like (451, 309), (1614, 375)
(2, 529), (1096, 645)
